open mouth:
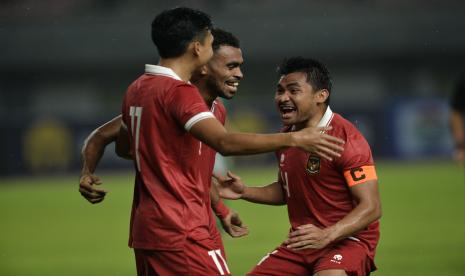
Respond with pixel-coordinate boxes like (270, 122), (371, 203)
(225, 80), (239, 90)
(279, 105), (296, 115)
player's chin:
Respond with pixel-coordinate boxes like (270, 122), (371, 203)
(225, 87), (237, 97)
(279, 113), (297, 125)
(218, 87), (236, 99)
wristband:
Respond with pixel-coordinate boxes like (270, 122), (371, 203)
(214, 200), (230, 219)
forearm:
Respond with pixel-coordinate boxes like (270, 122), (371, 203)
(217, 132), (295, 156)
(325, 200), (381, 243)
(190, 119), (295, 156)
(81, 116), (123, 174)
(210, 182), (230, 219)
(81, 132), (109, 175)
(242, 182), (286, 205)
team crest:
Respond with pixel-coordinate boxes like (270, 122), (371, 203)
(306, 156), (320, 174)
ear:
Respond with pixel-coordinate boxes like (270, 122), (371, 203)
(315, 89), (329, 103)
(192, 41), (202, 57)
(199, 65), (208, 75)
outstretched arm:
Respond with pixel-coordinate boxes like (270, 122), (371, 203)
(79, 115), (128, 204)
(190, 118), (344, 161)
(285, 179), (381, 250)
(215, 171), (286, 206)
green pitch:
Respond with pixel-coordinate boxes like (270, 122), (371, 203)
(0, 161), (464, 275)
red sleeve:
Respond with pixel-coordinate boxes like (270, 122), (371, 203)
(166, 84), (213, 130)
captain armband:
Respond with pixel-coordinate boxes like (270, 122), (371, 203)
(343, 165), (377, 187)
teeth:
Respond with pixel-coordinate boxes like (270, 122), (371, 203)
(226, 81), (239, 87)
(280, 106), (295, 113)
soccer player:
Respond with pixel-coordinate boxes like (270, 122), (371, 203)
(216, 57), (382, 276)
(79, 28), (249, 242)
(450, 75), (465, 166)
(92, 6), (344, 274)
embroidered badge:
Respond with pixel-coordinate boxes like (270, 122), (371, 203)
(306, 156), (320, 174)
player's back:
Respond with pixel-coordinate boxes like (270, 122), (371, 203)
(121, 65), (214, 250)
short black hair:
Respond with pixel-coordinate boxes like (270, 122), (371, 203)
(151, 7), (212, 58)
(277, 57), (332, 104)
(211, 28), (240, 51)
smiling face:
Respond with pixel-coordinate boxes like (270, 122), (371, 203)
(204, 45), (244, 99)
(275, 71), (328, 129)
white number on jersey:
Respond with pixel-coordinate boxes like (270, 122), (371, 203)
(207, 249), (230, 275)
(129, 106), (143, 172)
(280, 171), (290, 198)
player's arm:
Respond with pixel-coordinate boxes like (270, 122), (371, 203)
(285, 178), (381, 250)
(79, 115), (128, 204)
(190, 118), (344, 161)
(215, 171), (286, 205)
(210, 180), (249, 238)
(115, 123), (132, 159)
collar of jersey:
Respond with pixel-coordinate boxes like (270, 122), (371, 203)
(317, 106), (334, 128)
(290, 106), (333, 132)
(145, 64), (182, 81)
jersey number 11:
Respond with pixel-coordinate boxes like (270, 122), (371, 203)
(129, 106), (143, 172)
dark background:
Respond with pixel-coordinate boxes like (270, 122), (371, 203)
(1, 0), (464, 175)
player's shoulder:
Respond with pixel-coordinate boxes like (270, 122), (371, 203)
(169, 79), (197, 91)
(212, 98), (227, 123)
(331, 113), (365, 139)
(331, 113), (373, 159)
(214, 98), (227, 112)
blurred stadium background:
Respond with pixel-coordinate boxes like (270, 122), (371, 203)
(1, 0), (464, 275)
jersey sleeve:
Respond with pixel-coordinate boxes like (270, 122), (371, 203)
(166, 84), (214, 131)
(337, 132), (377, 187)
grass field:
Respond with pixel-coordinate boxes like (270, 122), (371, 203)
(0, 161), (464, 275)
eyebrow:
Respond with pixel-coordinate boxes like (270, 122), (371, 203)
(226, 61), (243, 67)
(286, 82), (301, 88)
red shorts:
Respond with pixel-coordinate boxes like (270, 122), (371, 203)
(134, 237), (230, 276)
(248, 239), (376, 276)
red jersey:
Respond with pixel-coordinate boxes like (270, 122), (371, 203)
(199, 99), (227, 244)
(121, 64), (217, 250)
(276, 107), (380, 259)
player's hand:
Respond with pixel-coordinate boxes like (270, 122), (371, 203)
(79, 173), (108, 204)
(220, 210), (249, 238)
(292, 126), (344, 161)
(213, 171), (245, 200)
(284, 224), (332, 250)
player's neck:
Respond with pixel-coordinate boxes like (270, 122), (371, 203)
(202, 92), (216, 107)
(158, 58), (197, 82)
(294, 105), (327, 131)
(193, 79), (216, 107)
